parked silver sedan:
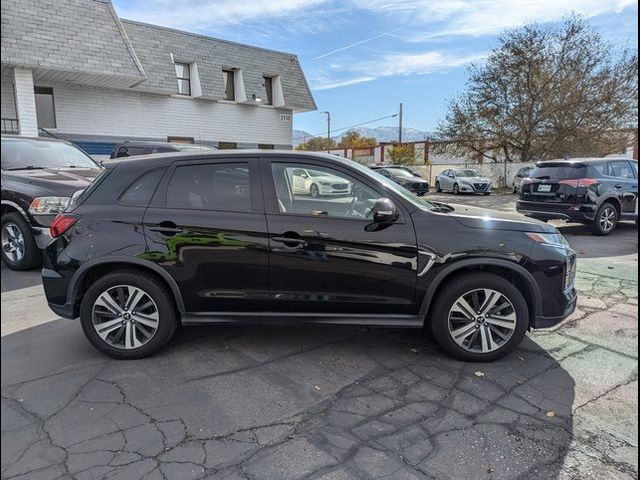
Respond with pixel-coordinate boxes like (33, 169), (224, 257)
(435, 168), (493, 195)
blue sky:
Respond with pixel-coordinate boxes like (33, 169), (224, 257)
(113, 0), (638, 136)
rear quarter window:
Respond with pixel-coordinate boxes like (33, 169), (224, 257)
(119, 168), (165, 206)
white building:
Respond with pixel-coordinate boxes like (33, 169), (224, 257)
(1, 0), (316, 156)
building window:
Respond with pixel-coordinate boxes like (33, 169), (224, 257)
(263, 76), (273, 105)
(222, 69), (235, 100)
(34, 87), (56, 128)
(174, 63), (191, 95)
(167, 136), (194, 144)
(218, 142), (237, 149)
(258, 144), (274, 149)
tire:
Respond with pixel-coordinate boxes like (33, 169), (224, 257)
(591, 202), (618, 236)
(80, 271), (178, 359)
(310, 183), (320, 198)
(430, 272), (529, 362)
(453, 183), (460, 195)
(1, 212), (41, 270)
(435, 181), (442, 193)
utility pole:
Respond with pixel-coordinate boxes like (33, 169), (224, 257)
(398, 102), (403, 145)
(322, 111), (331, 151)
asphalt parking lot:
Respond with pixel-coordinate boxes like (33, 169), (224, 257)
(1, 193), (638, 480)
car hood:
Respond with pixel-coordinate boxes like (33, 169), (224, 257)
(442, 203), (556, 233)
(314, 176), (349, 183)
(458, 177), (490, 183)
(3, 167), (102, 196)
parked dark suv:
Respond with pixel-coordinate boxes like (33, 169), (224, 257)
(43, 151), (577, 361)
(110, 141), (215, 159)
(517, 158), (638, 235)
(1, 136), (102, 270)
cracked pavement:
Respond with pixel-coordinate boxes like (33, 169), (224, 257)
(1, 195), (638, 480)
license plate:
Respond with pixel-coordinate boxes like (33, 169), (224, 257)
(537, 184), (552, 192)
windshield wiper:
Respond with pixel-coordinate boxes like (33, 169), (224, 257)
(6, 165), (46, 171)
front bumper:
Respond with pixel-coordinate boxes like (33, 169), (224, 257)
(32, 226), (54, 249)
(459, 183), (492, 194)
(533, 287), (577, 328)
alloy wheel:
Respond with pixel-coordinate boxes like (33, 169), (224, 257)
(92, 285), (159, 350)
(310, 184), (320, 198)
(447, 288), (517, 354)
(1, 222), (25, 263)
(599, 207), (616, 233)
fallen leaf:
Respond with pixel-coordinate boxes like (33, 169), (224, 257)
(314, 385), (321, 391)
(487, 466), (495, 474)
(546, 411), (556, 417)
(474, 371), (485, 378)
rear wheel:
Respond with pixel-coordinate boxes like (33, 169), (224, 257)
(80, 271), (178, 359)
(310, 183), (320, 198)
(430, 273), (529, 361)
(435, 181), (442, 193)
(453, 183), (460, 195)
(591, 202), (618, 236)
(1, 213), (41, 270)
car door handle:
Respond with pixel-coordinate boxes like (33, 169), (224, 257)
(149, 222), (184, 235)
(272, 236), (307, 247)
(615, 184), (623, 189)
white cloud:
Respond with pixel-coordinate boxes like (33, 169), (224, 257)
(356, 51), (485, 76)
(312, 76), (377, 90)
(114, 0), (328, 30)
(351, 0), (637, 38)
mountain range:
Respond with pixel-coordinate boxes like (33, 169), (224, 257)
(293, 126), (433, 146)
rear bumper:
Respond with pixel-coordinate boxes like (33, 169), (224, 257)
(517, 200), (596, 222)
(32, 226), (54, 249)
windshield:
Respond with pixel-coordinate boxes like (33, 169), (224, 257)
(341, 158), (438, 211)
(386, 168), (415, 179)
(455, 169), (481, 177)
(308, 169), (331, 178)
(1, 138), (99, 170)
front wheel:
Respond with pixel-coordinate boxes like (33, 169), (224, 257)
(591, 202), (618, 236)
(435, 182), (442, 193)
(430, 273), (529, 361)
(453, 183), (460, 195)
(1, 212), (41, 270)
(80, 271), (178, 359)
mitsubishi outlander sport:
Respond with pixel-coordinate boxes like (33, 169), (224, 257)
(42, 151), (577, 361)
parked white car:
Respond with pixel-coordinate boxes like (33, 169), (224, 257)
(288, 167), (352, 197)
(435, 169), (493, 195)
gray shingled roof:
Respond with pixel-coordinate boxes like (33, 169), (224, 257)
(121, 20), (316, 112)
(1, 0), (145, 84)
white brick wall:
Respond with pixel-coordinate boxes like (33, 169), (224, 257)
(48, 82), (293, 145)
(1, 74), (17, 119)
(13, 68), (38, 136)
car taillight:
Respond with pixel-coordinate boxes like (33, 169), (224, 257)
(558, 178), (599, 188)
(50, 214), (78, 238)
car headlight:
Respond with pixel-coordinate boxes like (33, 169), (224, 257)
(29, 196), (70, 215)
(525, 232), (570, 248)
(319, 181), (332, 186)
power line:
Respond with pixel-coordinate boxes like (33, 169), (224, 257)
(307, 113), (399, 138)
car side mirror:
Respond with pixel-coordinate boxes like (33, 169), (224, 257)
(372, 198), (398, 223)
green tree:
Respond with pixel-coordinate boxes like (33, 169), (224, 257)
(388, 144), (421, 165)
(338, 130), (377, 148)
(296, 137), (337, 151)
(435, 17), (638, 163)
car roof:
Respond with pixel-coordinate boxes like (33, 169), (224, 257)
(117, 141), (210, 148)
(536, 157), (637, 166)
(1, 135), (72, 145)
(102, 150), (352, 169)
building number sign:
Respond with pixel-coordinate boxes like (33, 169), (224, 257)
(280, 113), (292, 123)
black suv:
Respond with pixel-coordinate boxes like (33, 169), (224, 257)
(517, 158), (638, 235)
(370, 166), (430, 195)
(1, 136), (102, 270)
(43, 151), (577, 361)
(110, 141), (215, 159)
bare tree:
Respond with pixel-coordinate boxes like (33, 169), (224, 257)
(435, 17), (638, 163)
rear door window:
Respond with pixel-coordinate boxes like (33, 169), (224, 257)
(531, 165), (587, 180)
(166, 163), (251, 212)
